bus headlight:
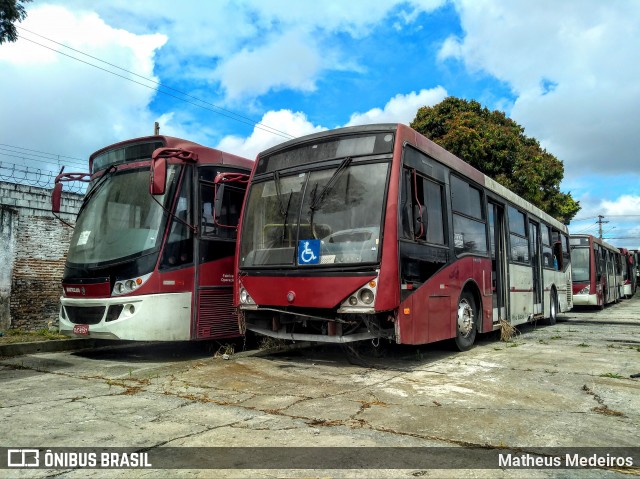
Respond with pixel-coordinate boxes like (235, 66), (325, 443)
(359, 289), (375, 304)
(338, 276), (379, 313)
(239, 287), (255, 305)
(113, 273), (152, 296)
(579, 286), (589, 295)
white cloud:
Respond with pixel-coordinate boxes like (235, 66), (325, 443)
(58, 0), (446, 102)
(215, 110), (326, 159)
(601, 195), (640, 217)
(213, 30), (322, 101)
(440, 0), (640, 176)
(345, 87), (448, 126)
(215, 87), (448, 159)
(0, 5), (166, 162)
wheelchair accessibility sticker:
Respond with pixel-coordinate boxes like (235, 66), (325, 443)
(298, 240), (320, 265)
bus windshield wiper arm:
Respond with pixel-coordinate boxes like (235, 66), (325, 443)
(78, 165), (117, 215)
(273, 171), (293, 243)
(308, 157), (352, 238)
(309, 157), (352, 212)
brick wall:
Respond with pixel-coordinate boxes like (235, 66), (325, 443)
(0, 181), (83, 331)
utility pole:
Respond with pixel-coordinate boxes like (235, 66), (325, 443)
(597, 215), (609, 239)
(154, 122), (160, 135)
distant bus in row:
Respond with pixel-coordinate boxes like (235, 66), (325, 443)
(234, 123), (573, 351)
(52, 136), (251, 340)
(569, 234), (630, 308)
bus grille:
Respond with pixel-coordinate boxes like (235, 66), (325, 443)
(196, 289), (240, 339)
(65, 306), (106, 325)
(566, 280), (572, 304)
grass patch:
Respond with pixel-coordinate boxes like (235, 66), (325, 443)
(600, 372), (625, 379)
(578, 343), (589, 348)
(550, 335), (562, 340)
(0, 328), (67, 345)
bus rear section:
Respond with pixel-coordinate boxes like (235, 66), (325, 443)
(619, 248), (636, 298)
(236, 124), (572, 351)
(54, 136), (251, 341)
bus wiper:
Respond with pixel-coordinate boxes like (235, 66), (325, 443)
(273, 171), (293, 244)
(309, 157), (352, 212)
(78, 165), (117, 215)
(308, 157), (352, 238)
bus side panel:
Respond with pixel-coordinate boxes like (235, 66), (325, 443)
(508, 264), (534, 325)
(397, 257), (491, 345)
(197, 256), (238, 340)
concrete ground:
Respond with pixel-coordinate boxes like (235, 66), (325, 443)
(0, 295), (639, 478)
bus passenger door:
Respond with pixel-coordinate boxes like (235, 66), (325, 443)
(488, 201), (508, 324)
(529, 221), (543, 315)
(195, 172), (247, 339)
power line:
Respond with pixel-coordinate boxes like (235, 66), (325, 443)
(0, 147), (85, 170)
(16, 27), (296, 141)
(0, 143), (84, 162)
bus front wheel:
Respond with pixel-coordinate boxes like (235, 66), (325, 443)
(455, 291), (477, 351)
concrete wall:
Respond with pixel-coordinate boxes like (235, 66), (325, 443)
(0, 181), (83, 331)
(0, 206), (17, 330)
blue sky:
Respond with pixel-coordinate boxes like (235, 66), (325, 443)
(1, 0), (639, 247)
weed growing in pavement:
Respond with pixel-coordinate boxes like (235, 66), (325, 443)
(600, 372), (625, 379)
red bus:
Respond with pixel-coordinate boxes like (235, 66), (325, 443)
(52, 136), (251, 340)
(235, 124), (573, 351)
(618, 248), (637, 298)
(569, 235), (621, 308)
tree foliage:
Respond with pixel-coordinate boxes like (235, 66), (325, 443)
(410, 97), (580, 223)
(0, 0), (30, 45)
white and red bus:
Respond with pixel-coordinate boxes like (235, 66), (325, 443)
(52, 136), (252, 341)
(235, 123), (572, 351)
(569, 234), (621, 308)
(618, 247), (637, 298)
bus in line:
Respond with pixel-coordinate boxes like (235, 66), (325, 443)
(234, 123), (573, 351)
(52, 136), (252, 341)
(569, 234), (621, 308)
(619, 248), (637, 298)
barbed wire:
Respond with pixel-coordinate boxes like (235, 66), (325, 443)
(0, 161), (87, 193)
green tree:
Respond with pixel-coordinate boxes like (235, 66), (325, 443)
(0, 0), (31, 44)
(410, 97), (580, 223)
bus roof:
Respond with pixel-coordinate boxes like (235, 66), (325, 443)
(89, 135), (253, 173)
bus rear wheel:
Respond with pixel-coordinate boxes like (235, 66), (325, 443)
(455, 291), (477, 351)
(545, 290), (557, 325)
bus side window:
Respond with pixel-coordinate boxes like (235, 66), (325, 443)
(160, 169), (194, 269)
(552, 230), (562, 270)
(561, 234), (571, 271)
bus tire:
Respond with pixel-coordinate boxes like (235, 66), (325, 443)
(455, 291), (477, 352)
(545, 290), (557, 325)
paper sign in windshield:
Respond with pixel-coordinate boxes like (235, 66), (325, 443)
(77, 231), (91, 246)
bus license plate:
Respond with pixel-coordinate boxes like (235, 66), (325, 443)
(73, 324), (89, 335)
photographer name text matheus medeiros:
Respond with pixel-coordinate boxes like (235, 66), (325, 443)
(499, 453), (634, 468)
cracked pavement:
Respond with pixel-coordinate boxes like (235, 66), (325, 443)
(1, 297), (639, 478)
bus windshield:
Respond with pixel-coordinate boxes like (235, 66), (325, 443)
(240, 162), (389, 267)
(67, 165), (179, 266)
(570, 247), (590, 283)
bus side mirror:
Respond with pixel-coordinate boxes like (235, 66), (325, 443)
(150, 156), (167, 195)
(413, 205), (426, 237)
(213, 184), (225, 222)
(52, 182), (63, 213)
